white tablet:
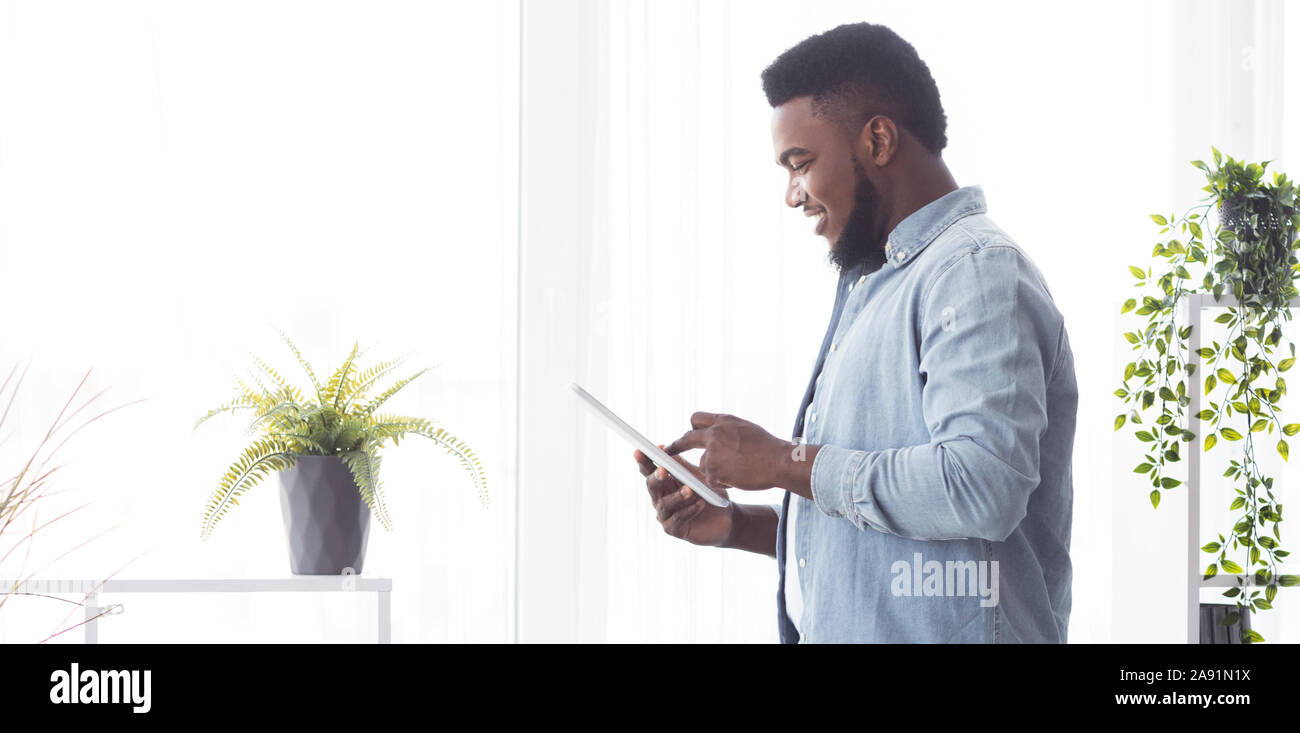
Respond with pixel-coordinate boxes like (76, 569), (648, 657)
(569, 382), (730, 508)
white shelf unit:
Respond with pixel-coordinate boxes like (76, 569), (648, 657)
(1183, 292), (1298, 643)
(1, 576), (392, 643)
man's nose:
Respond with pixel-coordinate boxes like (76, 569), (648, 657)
(786, 179), (806, 209)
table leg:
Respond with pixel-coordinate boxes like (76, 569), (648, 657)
(84, 591), (98, 645)
(378, 590), (390, 644)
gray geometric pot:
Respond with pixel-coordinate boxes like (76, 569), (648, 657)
(1198, 602), (1252, 644)
(279, 456), (370, 575)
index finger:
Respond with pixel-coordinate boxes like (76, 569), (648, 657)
(665, 429), (707, 457)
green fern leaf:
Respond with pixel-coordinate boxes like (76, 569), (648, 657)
(340, 448), (392, 530)
(194, 395), (261, 430)
(245, 351), (305, 405)
(344, 354), (417, 411)
(277, 328), (325, 404)
(366, 413), (440, 448)
(200, 437), (298, 539)
(227, 370), (278, 410)
(324, 341), (363, 413)
(264, 431), (327, 455)
(359, 368), (433, 417)
(401, 422), (489, 508)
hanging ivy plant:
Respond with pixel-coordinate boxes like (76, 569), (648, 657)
(1116, 148), (1300, 642)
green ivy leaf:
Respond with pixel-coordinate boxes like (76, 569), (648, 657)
(1115, 414), (1126, 431)
(1202, 542), (1222, 553)
(1204, 433), (1218, 451)
(1129, 265), (1146, 280)
(1150, 490), (1161, 509)
(1222, 560), (1243, 574)
(1221, 427), (1243, 441)
(1121, 298), (1136, 314)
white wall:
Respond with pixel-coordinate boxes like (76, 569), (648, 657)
(0, 0), (519, 643)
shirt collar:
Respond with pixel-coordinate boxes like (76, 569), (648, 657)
(883, 185), (986, 268)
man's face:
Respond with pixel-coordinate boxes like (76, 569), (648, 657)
(771, 96), (883, 271)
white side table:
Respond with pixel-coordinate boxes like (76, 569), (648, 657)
(1, 577), (393, 643)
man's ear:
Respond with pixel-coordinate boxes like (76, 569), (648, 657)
(857, 114), (899, 167)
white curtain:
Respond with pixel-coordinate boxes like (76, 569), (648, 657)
(0, 0), (519, 643)
(592, 0), (836, 642)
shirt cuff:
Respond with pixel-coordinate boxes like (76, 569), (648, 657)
(810, 443), (864, 522)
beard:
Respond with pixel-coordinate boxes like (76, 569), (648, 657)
(827, 155), (884, 273)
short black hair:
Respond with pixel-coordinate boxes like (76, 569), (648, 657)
(761, 23), (948, 156)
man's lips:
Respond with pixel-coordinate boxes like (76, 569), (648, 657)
(805, 207), (827, 235)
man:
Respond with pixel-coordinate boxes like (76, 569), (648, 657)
(633, 22), (1076, 643)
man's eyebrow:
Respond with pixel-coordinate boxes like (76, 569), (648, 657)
(777, 147), (810, 168)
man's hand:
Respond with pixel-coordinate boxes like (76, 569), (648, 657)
(665, 411), (813, 493)
(635, 447), (734, 547)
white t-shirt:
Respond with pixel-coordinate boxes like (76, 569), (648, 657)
(785, 495), (803, 635)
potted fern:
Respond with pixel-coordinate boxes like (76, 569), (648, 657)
(195, 331), (488, 575)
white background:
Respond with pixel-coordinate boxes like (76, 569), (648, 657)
(0, 0), (519, 642)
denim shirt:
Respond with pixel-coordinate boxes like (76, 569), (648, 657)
(776, 185), (1077, 643)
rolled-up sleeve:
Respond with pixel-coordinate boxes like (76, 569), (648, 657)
(809, 245), (1059, 542)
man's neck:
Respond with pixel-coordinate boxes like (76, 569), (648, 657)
(883, 160), (960, 238)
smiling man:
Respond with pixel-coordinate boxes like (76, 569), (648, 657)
(634, 22), (1078, 643)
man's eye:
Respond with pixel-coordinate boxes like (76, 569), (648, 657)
(792, 161), (810, 172)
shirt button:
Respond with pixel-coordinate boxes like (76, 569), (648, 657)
(857, 275), (866, 285)
(810, 413), (817, 423)
(829, 341), (837, 352)
(798, 557), (806, 568)
(800, 633), (807, 643)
